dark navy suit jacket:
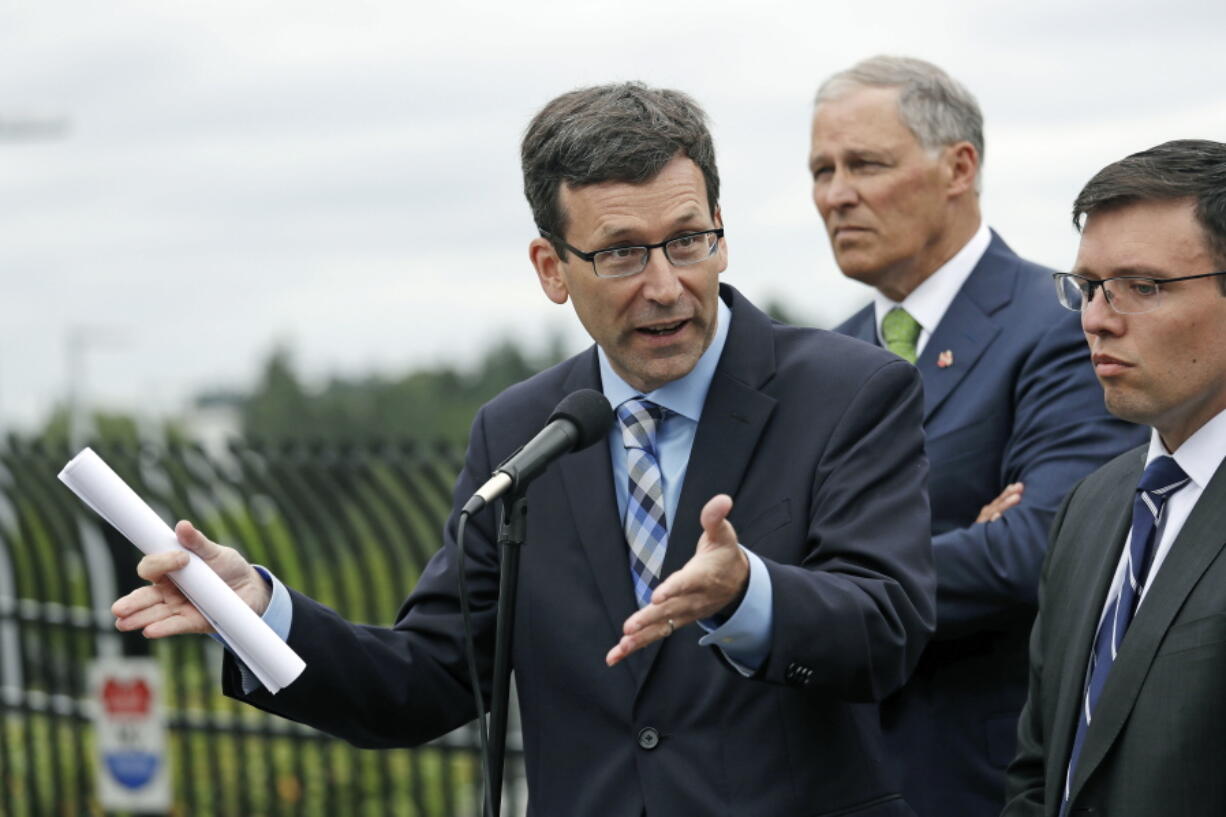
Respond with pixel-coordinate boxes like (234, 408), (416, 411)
(836, 233), (1146, 817)
(226, 285), (937, 817)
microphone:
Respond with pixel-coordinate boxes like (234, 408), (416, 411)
(462, 389), (614, 514)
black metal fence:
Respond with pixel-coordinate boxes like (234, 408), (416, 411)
(0, 435), (523, 817)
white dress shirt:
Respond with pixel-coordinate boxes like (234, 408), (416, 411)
(872, 220), (992, 358)
(598, 296), (772, 673)
(1095, 407), (1226, 624)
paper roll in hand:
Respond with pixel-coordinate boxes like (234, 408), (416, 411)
(59, 448), (306, 693)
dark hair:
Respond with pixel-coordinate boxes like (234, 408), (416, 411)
(521, 82), (719, 254)
(1073, 139), (1226, 292)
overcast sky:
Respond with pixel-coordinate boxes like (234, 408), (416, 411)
(2, 0), (1223, 432)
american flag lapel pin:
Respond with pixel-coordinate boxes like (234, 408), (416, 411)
(937, 349), (954, 368)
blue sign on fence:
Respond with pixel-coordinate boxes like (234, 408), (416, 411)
(90, 657), (171, 812)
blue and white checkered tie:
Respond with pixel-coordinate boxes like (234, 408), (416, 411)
(1062, 455), (1190, 813)
(617, 398), (669, 608)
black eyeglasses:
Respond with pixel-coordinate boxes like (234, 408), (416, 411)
(1052, 270), (1226, 315)
(541, 228), (725, 279)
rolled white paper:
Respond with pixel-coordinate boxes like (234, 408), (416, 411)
(59, 447), (306, 693)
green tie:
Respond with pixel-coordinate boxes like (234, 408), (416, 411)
(882, 307), (921, 364)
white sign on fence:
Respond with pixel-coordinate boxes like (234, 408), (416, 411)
(89, 657), (171, 813)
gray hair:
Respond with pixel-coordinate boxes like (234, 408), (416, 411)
(816, 55), (985, 187)
(521, 82), (719, 253)
(1073, 139), (1226, 291)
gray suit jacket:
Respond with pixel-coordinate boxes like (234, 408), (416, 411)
(1004, 445), (1226, 816)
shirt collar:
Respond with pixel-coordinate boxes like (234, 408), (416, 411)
(1146, 407), (1226, 490)
(873, 220), (992, 342)
(598, 294), (732, 423)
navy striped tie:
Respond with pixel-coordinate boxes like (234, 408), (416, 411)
(1062, 455), (1190, 812)
(617, 398), (668, 608)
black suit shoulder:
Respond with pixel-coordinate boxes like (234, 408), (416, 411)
(1060, 444), (1148, 512)
(773, 320), (901, 366)
(770, 321), (919, 391)
(1080, 444), (1149, 488)
(1046, 444), (1147, 576)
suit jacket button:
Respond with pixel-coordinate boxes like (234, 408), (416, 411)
(786, 662), (812, 686)
(637, 727), (660, 750)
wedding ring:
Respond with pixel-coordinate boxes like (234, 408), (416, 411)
(665, 618), (676, 637)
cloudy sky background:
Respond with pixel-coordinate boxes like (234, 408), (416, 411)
(2, 0), (1223, 432)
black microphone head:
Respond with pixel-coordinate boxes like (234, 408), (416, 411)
(548, 389), (614, 452)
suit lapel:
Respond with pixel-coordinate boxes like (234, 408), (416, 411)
(915, 236), (1015, 422)
(1046, 454), (1141, 805)
(1069, 456), (1226, 803)
(841, 305), (877, 347)
(557, 351), (644, 685)
(629, 285), (778, 693)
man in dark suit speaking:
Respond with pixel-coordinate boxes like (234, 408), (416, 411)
(1004, 139), (1226, 816)
(113, 83), (936, 816)
(808, 56), (1145, 817)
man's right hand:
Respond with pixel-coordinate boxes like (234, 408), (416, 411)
(111, 520), (271, 638)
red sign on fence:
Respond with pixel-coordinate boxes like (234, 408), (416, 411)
(90, 658), (171, 812)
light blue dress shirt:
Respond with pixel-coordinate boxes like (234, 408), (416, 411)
(248, 295), (773, 681)
(598, 296), (772, 674)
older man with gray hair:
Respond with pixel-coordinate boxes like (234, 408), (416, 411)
(809, 56), (1145, 817)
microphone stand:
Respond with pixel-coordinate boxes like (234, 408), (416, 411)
(486, 489), (527, 817)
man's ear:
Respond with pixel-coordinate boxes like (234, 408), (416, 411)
(944, 141), (980, 198)
(530, 237), (570, 305)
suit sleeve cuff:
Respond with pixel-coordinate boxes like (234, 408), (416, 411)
(211, 565), (292, 694)
(697, 547), (773, 675)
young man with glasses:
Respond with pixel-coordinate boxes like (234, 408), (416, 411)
(116, 82), (937, 816)
(1005, 139), (1226, 817)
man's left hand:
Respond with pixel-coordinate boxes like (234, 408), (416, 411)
(976, 482), (1025, 523)
(606, 494), (749, 667)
